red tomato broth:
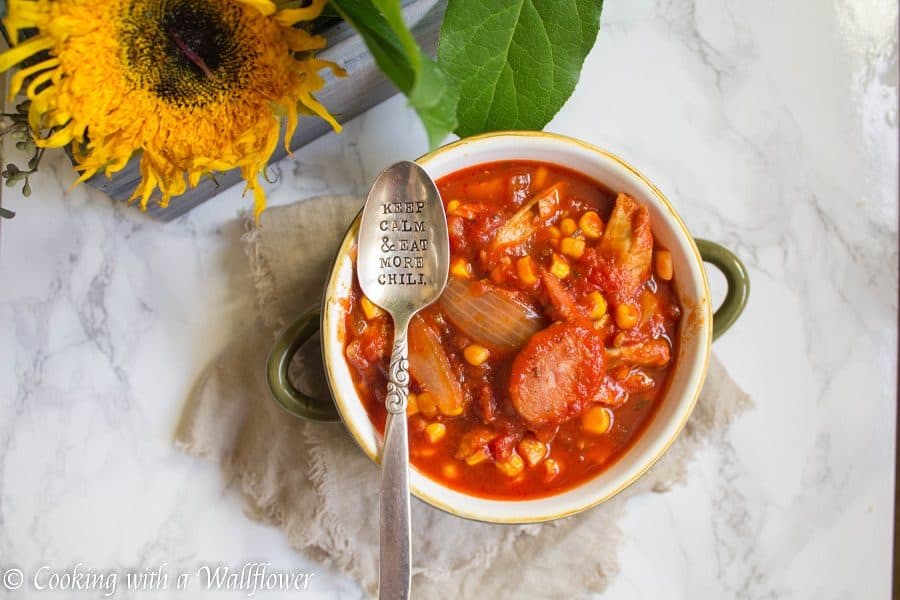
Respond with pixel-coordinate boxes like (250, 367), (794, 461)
(341, 160), (681, 500)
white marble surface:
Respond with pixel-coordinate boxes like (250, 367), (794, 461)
(1, 0), (897, 598)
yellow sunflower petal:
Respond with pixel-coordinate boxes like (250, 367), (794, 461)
(3, 0), (48, 42)
(26, 105), (44, 132)
(35, 122), (75, 148)
(235, 0), (276, 16)
(106, 153), (130, 175)
(48, 110), (72, 128)
(299, 92), (342, 133)
(274, 0), (326, 25)
(283, 103), (298, 155)
(312, 58), (348, 79)
(241, 165), (267, 222)
(25, 69), (55, 99)
(132, 158), (159, 210)
(0, 35), (55, 71)
(9, 57), (58, 99)
(72, 168), (98, 188)
(283, 28), (326, 52)
(6, 0), (48, 21)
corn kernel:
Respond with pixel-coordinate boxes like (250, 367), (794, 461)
(465, 448), (490, 466)
(533, 166), (549, 189)
(560, 236), (585, 259)
(516, 256), (539, 285)
(360, 295), (384, 320)
(545, 226), (561, 239)
(544, 458), (560, 480)
(549, 253), (570, 279)
(495, 452), (525, 477)
(450, 257), (471, 279)
(560, 217), (578, 236)
(587, 291), (608, 319)
(441, 403), (464, 417)
(614, 303), (640, 329)
(579, 211), (603, 239)
(425, 422), (446, 443)
(639, 289), (659, 327)
(517, 437), (548, 467)
(406, 393), (419, 416)
(442, 462), (460, 479)
(582, 405), (612, 434)
(446, 199), (460, 214)
(418, 391), (437, 418)
(655, 250), (673, 280)
(463, 344), (490, 366)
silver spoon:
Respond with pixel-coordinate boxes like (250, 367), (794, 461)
(357, 161), (450, 600)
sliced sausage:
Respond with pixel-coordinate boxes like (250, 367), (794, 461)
(509, 321), (607, 429)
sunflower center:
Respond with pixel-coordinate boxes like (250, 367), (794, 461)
(163, 4), (224, 79)
(120, 0), (251, 106)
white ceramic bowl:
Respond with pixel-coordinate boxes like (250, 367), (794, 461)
(301, 132), (747, 523)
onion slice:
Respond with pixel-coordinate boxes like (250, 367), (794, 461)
(408, 316), (466, 416)
(439, 278), (545, 353)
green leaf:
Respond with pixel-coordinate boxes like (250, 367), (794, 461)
(330, 0), (458, 147)
(438, 0), (603, 137)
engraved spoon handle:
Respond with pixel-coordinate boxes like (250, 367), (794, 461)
(379, 319), (411, 600)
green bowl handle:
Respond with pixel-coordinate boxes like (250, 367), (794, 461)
(695, 239), (750, 340)
(265, 307), (340, 422)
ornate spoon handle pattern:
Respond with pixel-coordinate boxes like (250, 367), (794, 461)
(379, 322), (411, 599)
(384, 334), (410, 414)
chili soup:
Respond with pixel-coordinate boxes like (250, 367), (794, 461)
(342, 160), (681, 500)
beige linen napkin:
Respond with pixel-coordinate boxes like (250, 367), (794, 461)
(175, 196), (752, 598)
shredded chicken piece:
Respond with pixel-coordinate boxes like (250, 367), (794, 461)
(597, 193), (653, 303)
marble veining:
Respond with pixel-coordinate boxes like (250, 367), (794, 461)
(1, 0), (897, 598)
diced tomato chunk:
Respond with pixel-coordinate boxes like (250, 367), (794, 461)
(488, 432), (519, 463)
(610, 365), (656, 393)
(592, 378), (629, 408)
(359, 321), (389, 363)
(455, 427), (499, 460)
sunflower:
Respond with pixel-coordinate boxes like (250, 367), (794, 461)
(0, 0), (344, 218)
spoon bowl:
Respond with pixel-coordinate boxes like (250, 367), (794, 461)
(358, 161), (450, 316)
